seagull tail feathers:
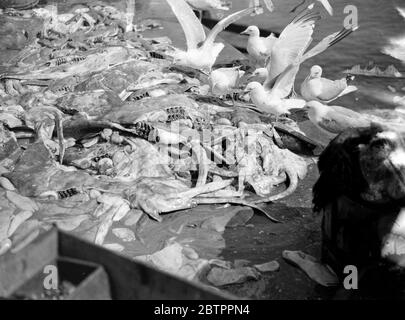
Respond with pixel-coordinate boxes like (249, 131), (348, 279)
(340, 85), (358, 97)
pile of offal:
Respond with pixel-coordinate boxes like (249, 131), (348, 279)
(0, 0), (404, 296)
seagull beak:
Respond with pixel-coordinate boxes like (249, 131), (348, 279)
(240, 28), (249, 35)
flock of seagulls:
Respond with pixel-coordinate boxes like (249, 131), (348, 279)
(166, 0), (369, 138)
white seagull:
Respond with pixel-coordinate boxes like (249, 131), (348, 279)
(245, 80), (306, 118)
(291, 0), (334, 16)
(165, 0), (259, 72)
(263, 7), (320, 89)
(209, 66), (245, 99)
(245, 16), (358, 118)
(241, 25), (277, 67)
(300, 65), (358, 103)
(263, 23), (358, 95)
(305, 101), (371, 137)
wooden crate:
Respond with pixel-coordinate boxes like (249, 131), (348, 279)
(0, 227), (233, 300)
(59, 230), (233, 300)
(0, 228), (111, 300)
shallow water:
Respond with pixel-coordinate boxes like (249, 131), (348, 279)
(221, 0), (405, 111)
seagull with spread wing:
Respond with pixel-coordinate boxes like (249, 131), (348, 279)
(241, 26), (277, 67)
(243, 8), (321, 117)
(263, 7), (320, 90)
(300, 65), (357, 103)
(165, 0), (259, 72)
(245, 14), (358, 118)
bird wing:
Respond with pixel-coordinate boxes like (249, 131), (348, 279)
(317, 114), (352, 134)
(316, 78), (348, 102)
(264, 9), (320, 89)
(328, 105), (369, 123)
(270, 61), (301, 98)
(319, 0), (333, 16)
(204, 7), (258, 47)
(165, 0), (206, 50)
(302, 26), (358, 62)
(318, 108), (370, 134)
(214, 67), (242, 85)
(264, 33), (277, 54)
(397, 7), (405, 19)
(326, 85), (357, 102)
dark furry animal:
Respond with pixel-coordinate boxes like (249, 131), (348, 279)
(313, 123), (405, 212)
(312, 125), (381, 212)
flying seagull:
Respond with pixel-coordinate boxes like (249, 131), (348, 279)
(300, 65), (357, 103)
(165, 0), (259, 72)
(263, 7), (320, 89)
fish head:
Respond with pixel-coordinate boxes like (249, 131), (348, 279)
(240, 25), (260, 37)
(310, 65), (323, 78)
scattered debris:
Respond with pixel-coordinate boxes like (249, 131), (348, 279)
(103, 243), (125, 252)
(135, 242), (210, 280)
(254, 260), (280, 272)
(282, 250), (339, 287)
(112, 227), (136, 242)
(206, 266), (260, 286)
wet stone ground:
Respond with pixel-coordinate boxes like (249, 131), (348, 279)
(220, 163), (337, 300)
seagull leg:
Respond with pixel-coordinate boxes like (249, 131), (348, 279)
(290, 0), (307, 13)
